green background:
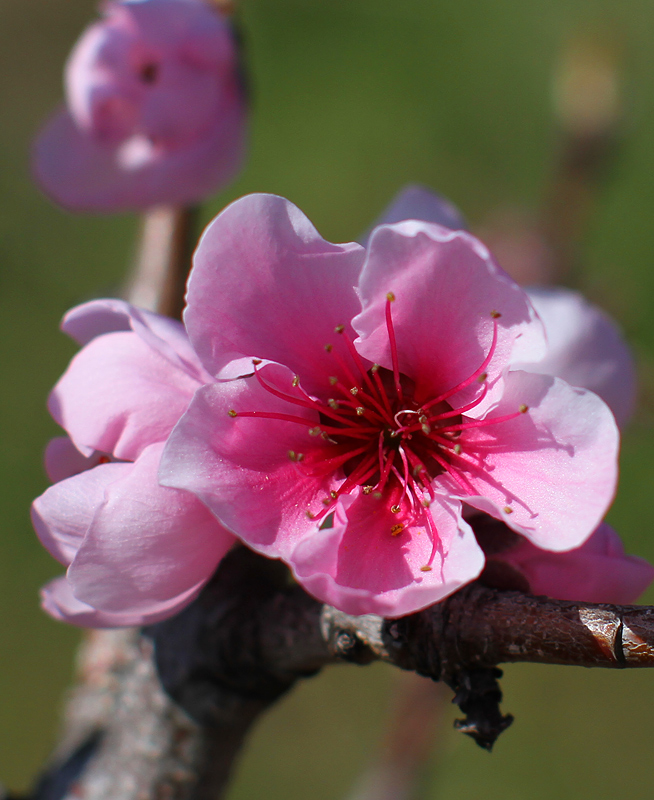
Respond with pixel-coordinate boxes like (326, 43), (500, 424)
(3, 0), (654, 796)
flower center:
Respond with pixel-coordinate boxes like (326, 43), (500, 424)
(228, 294), (527, 571)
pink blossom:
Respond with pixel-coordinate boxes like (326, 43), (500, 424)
(160, 193), (619, 617)
(32, 299), (235, 627)
(373, 186), (647, 604)
(32, 0), (246, 212)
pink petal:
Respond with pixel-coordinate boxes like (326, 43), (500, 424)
(290, 491), (485, 617)
(359, 184), (466, 245)
(493, 523), (654, 604)
(49, 329), (204, 460)
(515, 287), (636, 428)
(62, 299), (209, 378)
(453, 370), (619, 552)
(159, 364), (338, 559)
(67, 443), (234, 615)
(185, 194), (365, 395)
(32, 99), (245, 212)
(353, 222), (546, 411)
(44, 436), (102, 483)
(41, 576), (203, 628)
(31, 461), (130, 565)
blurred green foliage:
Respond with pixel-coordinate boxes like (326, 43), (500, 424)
(2, 0), (654, 796)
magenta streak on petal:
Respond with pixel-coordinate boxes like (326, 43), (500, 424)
(228, 297), (530, 572)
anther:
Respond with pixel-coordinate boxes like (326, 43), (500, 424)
(329, 376), (338, 386)
(356, 407), (365, 416)
(373, 491), (382, 499)
(420, 565), (432, 572)
(288, 450), (296, 460)
(363, 485), (374, 495)
(371, 364), (380, 374)
(324, 344), (333, 353)
(391, 523), (404, 536)
(330, 490), (338, 499)
(306, 511), (316, 519)
(391, 504), (401, 514)
(503, 506), (513, 514)
(386, 291), (396, 302)
(292, 376), (300, 387)
(252, 358), (262, 365)
(453, 444), (462, 455)
(519, 404), (529, 414)
(309, 427), (322, 436)
(421, 423), (431, 435)
(228, 409), (237, 417)
(334, 324), (345, 334)
(350, 387), (359, 396)
(413, 465), (425, 477)
(478, 372), (488, 383)
(322, 497), (332, 506)
(328, 399), (339, 409)
(490, 310), (502, 319)
(421, 499), (431, 508)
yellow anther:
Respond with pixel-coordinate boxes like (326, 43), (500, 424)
(292, 375), (300, 387)
(334, 324), (345, 334)
(386, 291), (396, 302)
(453, 444), (462, 455)
(519, 404), (529, 414)
(324, 343), (333, 353)
(329, 376), (338, 386)
(322, 497), (332, 506)
(362, 485), (374, 495)
(490, 310), (502, 319)
(350, 387), (359, 396)
(373, 491), (382, 499)
(330, 490), (338, 499)
(356, 407), (365, 416)
(296, 453), (304, 462)
(503, 506), (513, 514)
(420, 565), (433, 572)
(328, 399), (339, 410)
(309, 427), (322, 436)
(252, 358), (262, 365)
(478, 372), (488, 383)
(288, 450), (296, 460)
(371, 364), (380, 374)
(306, 511), (316, 519)
(391, 523), (404, 536)
(391, 504), (401, 514)
(421, 424), (431, 435)
(228, 409), (238, 417)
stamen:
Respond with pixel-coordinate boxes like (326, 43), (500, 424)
(391, 523), (404, 536)
(385, 295), (403, 403)
(420, 565), (432, 572)
(504, 506), (513, 514)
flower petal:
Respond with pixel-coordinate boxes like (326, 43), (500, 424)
(49, 329), (204, 460)
(41, 576), (202, 628)
(290, 491), (484, 617)
(185, 193), (365, 394)
(515, 286), (636, 428)
(31, 461), (130, 565)
(353, 222), (546, 410)
(359, 184), (467, 245)
(160, 364), (338, 559)
(61, 299), (211, 383)
(67, 443), (234, 614)
(452, 370), (619, 551)
(491, 522), (654, 604)
(44, 436), (102, 483)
